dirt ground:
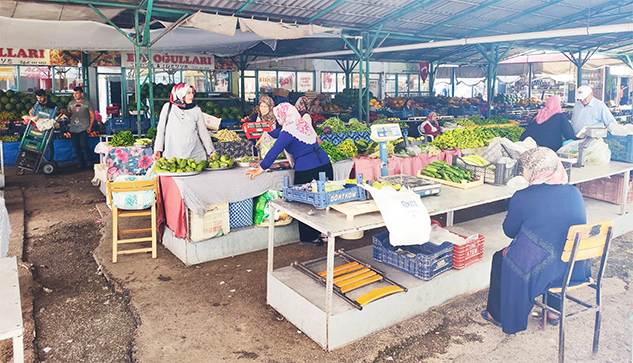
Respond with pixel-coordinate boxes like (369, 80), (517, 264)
(1, 165), (632, 363)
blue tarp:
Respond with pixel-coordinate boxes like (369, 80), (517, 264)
(3, 138), (100, 167)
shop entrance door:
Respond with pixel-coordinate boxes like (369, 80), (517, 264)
(97, 74), (123, 119)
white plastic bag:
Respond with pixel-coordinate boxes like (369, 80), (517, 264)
(361, 185), (431, 246)
(585, 138), (611, 165)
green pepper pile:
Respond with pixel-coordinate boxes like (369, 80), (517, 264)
(336, 138), (358, 158)
(320, 142), (347, 162)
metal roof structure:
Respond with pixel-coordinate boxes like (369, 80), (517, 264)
(2, 0), (633, 64)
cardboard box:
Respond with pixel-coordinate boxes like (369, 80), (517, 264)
(273, 88), (290, 97)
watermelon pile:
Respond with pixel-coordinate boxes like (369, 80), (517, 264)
(0, 89), (71, 121)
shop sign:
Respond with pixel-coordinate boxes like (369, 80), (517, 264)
(122, 52), (215, 70)
(20, 66), (50, 79)
(258, 76), (277, 84)
(419, 62), (429, 83)
(299, 75), (312, 88)
(279, 74), (294, 87)
(0, 49), (82, 66)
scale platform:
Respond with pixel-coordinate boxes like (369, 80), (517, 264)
(378, 174), (441, 197)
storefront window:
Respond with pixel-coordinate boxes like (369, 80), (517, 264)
(385, 74), (396, 97)
(240, 70), (257, 102)
(53, 66), (81, 93)
(258, 70), (276, 93)
(0, 67), (18, 92)
(409, 74), (420, 96)
(278, 71), (295, 91)
(213, 71), (231, 92)
(183, 70), (207, 92)
(322, 72), (336, 93)
(154, 69), (182, 84)
(336, 73), (347, 92)
(297, 72), (314, 92)
(398, 74), (409, 94)
(18, 66), (52, 92)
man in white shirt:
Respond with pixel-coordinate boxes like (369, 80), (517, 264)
(570, 85), (616, 134)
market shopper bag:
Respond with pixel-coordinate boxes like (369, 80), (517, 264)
(361, 185), (431, 246)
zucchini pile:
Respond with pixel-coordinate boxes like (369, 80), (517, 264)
(420, 160), (475, 183)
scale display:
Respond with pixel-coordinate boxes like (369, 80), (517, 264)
(370, 124), (402, 142)
(242, 122), (274, 139)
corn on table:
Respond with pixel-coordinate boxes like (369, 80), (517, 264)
(266, 161), (633, 350)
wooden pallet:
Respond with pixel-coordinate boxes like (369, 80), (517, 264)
(328, 200), (380, 221)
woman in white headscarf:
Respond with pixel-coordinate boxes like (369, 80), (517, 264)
(481, 147), (590, 335)
(153, 83), (215, 162)
(245, 103), (332, 244)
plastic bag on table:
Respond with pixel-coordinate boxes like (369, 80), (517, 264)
(584, 138), (611, 165)
(361, 185), (431, 246)
(254, 190), (293, 227)
(257, 132), (276, 159)
(482, 137), (537, 163)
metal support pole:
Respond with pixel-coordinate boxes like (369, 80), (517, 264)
(528, 63), (533, 99)
(451, 67), (456, 97)
(577, 51), (583, 88)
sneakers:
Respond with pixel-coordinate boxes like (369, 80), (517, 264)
(300, 236), (325, 246)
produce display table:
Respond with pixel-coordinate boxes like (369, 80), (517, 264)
(266, 161), (633, 350)
(159, 159), (355, 265)
(94, 142), (154, 181)
(352, 149), (461, 181)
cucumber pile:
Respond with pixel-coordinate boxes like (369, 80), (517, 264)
(420, 160), (475, 183)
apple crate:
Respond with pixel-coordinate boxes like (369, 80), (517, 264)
(188, 202), (230, 242)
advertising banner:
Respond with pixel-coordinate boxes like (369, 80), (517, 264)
(0, 48), (81, 66)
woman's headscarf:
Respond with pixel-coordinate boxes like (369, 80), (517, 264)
(520, 147), (568, 185)
(295, 96), (312, 116)
(169, 83), (196, 110)
(273, 103), (317, 145)
(257, 95), (276, 127)
(533, 96), (562, 124)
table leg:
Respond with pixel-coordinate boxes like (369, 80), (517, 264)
(324, 234), (335, 350)
(267, 201), (276, 275)
(13, 333), (24, 363)
(621, 170), (630, 216)
(446, 211), (454, 226)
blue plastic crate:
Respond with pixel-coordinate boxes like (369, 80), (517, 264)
(605, 132), (633, 163)
(229, 198), (253, 229)
(372, 231), (453, 280)
(282, 172), (366, 209)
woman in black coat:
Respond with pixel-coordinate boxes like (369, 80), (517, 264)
(519, 96), (575, 151)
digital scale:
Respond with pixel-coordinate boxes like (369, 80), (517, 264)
(370, 123), (402, 177)
(242, 121), (274, 139)
(378, 174), (441, 197)
(575, 126), (608, 167)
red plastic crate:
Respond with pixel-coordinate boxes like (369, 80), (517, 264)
(452, 234), (485, 270)
(575, 175), (633, 205)
(431, 220), (485, 270)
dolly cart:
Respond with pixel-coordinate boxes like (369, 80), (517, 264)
(16, 104), (58, 175)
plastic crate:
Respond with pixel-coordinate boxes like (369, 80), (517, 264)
(283, 172), (366, 209)
(575, 174), (633, 205)
(453, 155), (520, 185)
(452, 233), (485, 270)
(372, 231), (453, 280)
(106, 117), (150, 134)
(604, 133), (633, 163)
(229, 198), (254, 229)
(188, 202), (230, 242)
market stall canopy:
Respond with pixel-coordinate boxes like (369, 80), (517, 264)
(0, 0), (123, 22)
(0, 16), (340, 55)
(2, 0), (633, 64)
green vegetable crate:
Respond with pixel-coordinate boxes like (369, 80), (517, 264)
(283, 172), (366, 209)
(452, 155), (520, 185)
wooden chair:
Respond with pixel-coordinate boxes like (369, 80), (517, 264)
(106, 178), (158, 263)
(534, 220), (614, 363)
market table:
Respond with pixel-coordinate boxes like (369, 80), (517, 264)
(266, 161), (633, 350)
(159, 159), (355, 265)
(352, 149), (461, 181)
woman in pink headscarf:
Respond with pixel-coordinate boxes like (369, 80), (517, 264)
(481, 147), (590, 334)
(519, 96), (576, 151)
(245, 103), (332, 245)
